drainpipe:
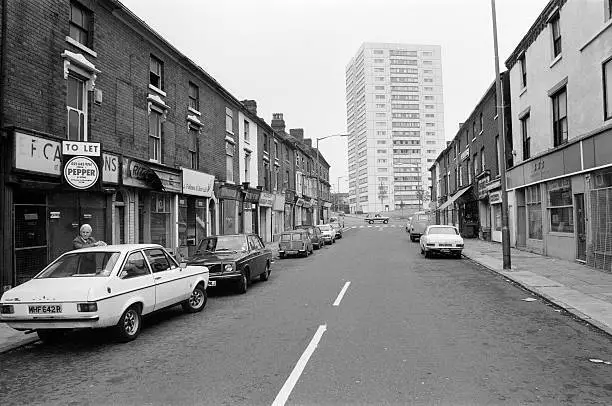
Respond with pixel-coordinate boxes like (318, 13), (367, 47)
(0, 0), (9, 290)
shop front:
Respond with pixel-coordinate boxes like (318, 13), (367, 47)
(272, 193), (286, 240)
(295, 197), (304, 226)
(322, 201), (332, 223)
(218, 183), (241, 235)
(258, 192), (274, 242)
(242, 188), (260, 235)
(178, 168), (215, 257)
(302, 197), (313, 225)
(489, 190), (503, 243)
(284, 190), (295, 230)
(5, 132), (117, 288)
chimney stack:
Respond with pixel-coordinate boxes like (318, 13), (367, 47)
(241, 100), (257, 116)
(458, 122), (464, 129)
(290, 128), (304, 142)
(304, 139), (312, 148)
(271, 113), (285, 133)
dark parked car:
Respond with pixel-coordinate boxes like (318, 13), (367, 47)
(278, 230), (313, 258)
(186, 234), (272, 294)
(294, 225), (324, 249)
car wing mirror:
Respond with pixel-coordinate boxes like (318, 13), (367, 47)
(179, 262), (187, 269)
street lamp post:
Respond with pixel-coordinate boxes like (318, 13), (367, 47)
(336, 175), (346, 212)
(491, 0), (511, 269)
(315, 134), (349, 225)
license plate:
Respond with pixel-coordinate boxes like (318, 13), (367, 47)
(441, 249), (451, 253)
(208, 281), (216, 287)
(287, 250), (298, 254)
(28, 304), (62, 314)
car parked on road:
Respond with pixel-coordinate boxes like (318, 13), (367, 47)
(294, 225), (324, 249)
(408, 211), (431, 241)
(330, 213), (345, 228)
(278, 230), (314, 258)
(420, 225), (464, 258)
(329, 222), (343, 239)
(0, 244), (209, 343)
(187, 234), (272, 294)
(317, 224), (336, 245)
(365, 213), (389, 224)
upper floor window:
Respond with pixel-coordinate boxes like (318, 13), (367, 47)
(67, 74), (86, 141)
(189, 127), (199, 170)
(519, 54), (527, 88)
(264, 134), (269, 153)
(225, 107), (233, 134)
(604, 57), (612, 120)
(69, 2), (91, 47)
(149, 109), (162, 162)
(552, 87), (568, 147)
(479, 112), (483, 133)
(521, 113), (531, 160)
(243, 120), (250, 143)
(150, 55), (163, 90)
(550, 14), (562, 58)
(188, 82), (199, 111)
(275, 141), (279, 159)
(244, 152), (251, 183)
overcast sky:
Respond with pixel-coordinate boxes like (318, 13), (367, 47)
(120, 0), (549, 192)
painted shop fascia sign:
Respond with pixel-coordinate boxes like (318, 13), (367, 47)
(489, 190), (502, 204)
(259, 192), (275, 207)
(122, 157), (181, 193)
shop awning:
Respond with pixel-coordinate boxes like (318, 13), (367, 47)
(142, 167), (165, 191)
(436, 186), (472, 212)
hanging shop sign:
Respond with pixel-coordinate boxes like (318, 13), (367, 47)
(182, 168), (214, 197)
(61, 141), (102, 190)
(102, 153), (119, 184)
(244, 189), (261, 203)
(302, 200), (312, 209)
(489, 191), (502, 204)
(323, 202), (332, 208)
(295, 198), (305, 207)
(259, 192), (275, 207)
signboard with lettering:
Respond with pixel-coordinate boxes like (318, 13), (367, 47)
(259, 192), (275, 207)
(62, 141), (101, 156)
(14, 132), (61, 175)
(122, 158), (181, 192)
(244, 190), (261, 203)
(218, 185), (240, 200)
(182, 168), (214, 197)
(102, 153), (119, 184)
(489, 191), (502, 204)
(64, 156), (99, 189)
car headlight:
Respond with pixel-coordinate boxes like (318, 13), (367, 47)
(77, 303), (98, 312)
(224, 263), (234, 272)
(426, 243), (435, 247)
(1, 304), (14, 314)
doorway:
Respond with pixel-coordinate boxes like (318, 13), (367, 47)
(575, 193), (586, 262)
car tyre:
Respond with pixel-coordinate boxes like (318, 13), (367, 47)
(260, 261), (271, 281)
(384, 220), (388, 224)
(115, 305), (142, 343)
(279, 253), (285, 259)
(238, 269), (249, 294)
(368, 220), (373, 224)
(420, 246), (424, 255)
(182, 283), (207, 313)
(37, 329), (63, 344)
(455, 251), (462, 259)
(424, 250), (431, 259)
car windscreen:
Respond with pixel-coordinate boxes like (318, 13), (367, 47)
(292, 234), (303, 241)
(280, 234), (292, 242)
(418, 214), (429, 221)
(197, 235), (247, 253)
(318, 225), (331, 231)
(428, 227), (458, 235)
(37, 252), (121, 278)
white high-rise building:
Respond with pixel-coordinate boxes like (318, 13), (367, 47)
(346, 43), (445, 214)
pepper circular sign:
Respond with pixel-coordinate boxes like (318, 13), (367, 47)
(63, 156), (99, 189)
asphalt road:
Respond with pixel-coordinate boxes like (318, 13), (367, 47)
(1, 217), (612, 405)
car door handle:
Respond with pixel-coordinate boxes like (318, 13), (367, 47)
(154, 276), (162, 280)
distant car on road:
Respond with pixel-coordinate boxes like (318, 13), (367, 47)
(187, 234), (272, 294)
(278, 230), (313, 258)
(408, 211), (430, 241)
(294, 225), (324, 249)
(420, 225), (464, 258)
(0, 244), (209, 343)
(365, 213), (389, 224)
(317, 224), (336, 245)
(330, 213), (345, 227)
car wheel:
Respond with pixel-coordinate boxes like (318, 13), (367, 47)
(368, 220), (373, 224)
(260, 261), (271, 281)
(37, 329), (63, 344)
(424, 250), (431, 258)
(384, 220), (388, 224)
(237, 269), (249, 294)
(455, 251), (462, 259)
(279, 253), (285, 259)
(115, 305), (142, 342)
(420, 246), (424, 255)
(182, 283), (207, 313)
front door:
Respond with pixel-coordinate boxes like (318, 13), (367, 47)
(575, 193), (586, 262)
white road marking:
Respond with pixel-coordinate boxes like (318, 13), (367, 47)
(271, 324), (327, 406)
(333, 281), (351, 306)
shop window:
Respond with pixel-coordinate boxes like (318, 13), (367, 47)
(493, 205), (502, 231)
(150, 192), (172, 247)
(526, 184), (542, 240)
(548, 178), (573, 233)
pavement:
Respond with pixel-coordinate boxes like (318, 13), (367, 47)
(3, 232), (612, 355)
(462, 239), (612, 336)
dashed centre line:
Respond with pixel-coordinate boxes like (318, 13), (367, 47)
(333, 281), (351, 306)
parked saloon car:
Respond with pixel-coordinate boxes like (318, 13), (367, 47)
(329, 222), (343, 239)
(0, 244), (209, 343)
(294, 225), (324, 249)
(187, 234), (272, 294)
(278, 230), (314, 258)
(317, 224), (336, 245)
(420, 225), (464, 258)
(408, 211), (431, 242)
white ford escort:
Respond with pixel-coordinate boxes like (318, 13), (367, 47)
(0, 244), (209, 343)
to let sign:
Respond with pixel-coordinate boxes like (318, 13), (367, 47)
(62, 141), (101, 156)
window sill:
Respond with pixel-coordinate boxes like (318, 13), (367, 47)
(225, 135), (236, 144)
(244, 145), (253, 153)
(188, 107), (201, 116)
(226, 130), (234, 136)
(549, 54), (562, 69)
(65, 36), (97, 58)
(149, 84), (167, 98)
(519, 86), (527, 97)
(548, 231), (575, 237)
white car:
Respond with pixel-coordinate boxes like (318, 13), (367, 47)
(317, 224), (336, 245)
(420, 225), (464, 259)
(0, 244), (209, 343)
